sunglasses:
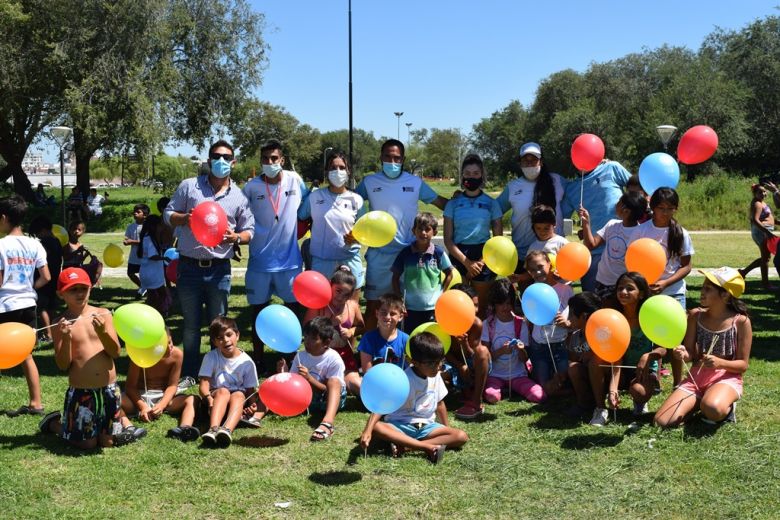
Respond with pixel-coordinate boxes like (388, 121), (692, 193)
(210, 152), (234, 161)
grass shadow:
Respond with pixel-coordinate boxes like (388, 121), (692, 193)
(559, 432), (624, 450)
(345, 442), (384, 465)
(308, 470), (362, 486)
(234, 435), (290, 448)
(37, 434), (105, 457)
(456, 411), (498, 423)
(681, 419), (725, 439)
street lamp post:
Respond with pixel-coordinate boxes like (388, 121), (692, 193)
(656, 125), (678, 151)
(322, 146), (334, 173)
(51, 126), (73, 226)
(405, 122), (413, 148)
(394, 111), (404, 140)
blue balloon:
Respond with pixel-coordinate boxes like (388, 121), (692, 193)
(521, 283), (560, 326)
(255, 305), (302, 354)
(360, 363), (410, 414)
(163, 248), (179, 261)
(638, 152), (680, 196)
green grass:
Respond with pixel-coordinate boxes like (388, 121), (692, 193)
(0, 277), (778, 519)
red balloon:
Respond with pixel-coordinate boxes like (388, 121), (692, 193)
(165, 259), (178, 285)
(677, 125), (718, 165)
(259, 372), (313, 417)
(293, 271), (332, 309)
(190, 201), (228, 247)
(571, 134), (606, 171)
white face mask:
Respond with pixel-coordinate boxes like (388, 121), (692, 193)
(262, 163), (282, 178)
(522, 166), (541, 181)
(328, 169), (348, 187)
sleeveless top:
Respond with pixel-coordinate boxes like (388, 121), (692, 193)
(314, 304), (358, 372)
(695, 311), (739, 361)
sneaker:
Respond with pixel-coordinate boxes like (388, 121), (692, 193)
(632, 401), (649, 417)
(201, 427), (218, 446)
(114, 428), (138, 447)
(38, 411), (61, 434)
(167, 426), (184, 440)
(137, 288), (147, 298)
(454, 402), (483, 420)
(216, 427), (232, 448)
(589, 407), (609, 426)
(181, 425), (201, 442)
(177, 376), (197, 391)
(125, 425), (147, 440)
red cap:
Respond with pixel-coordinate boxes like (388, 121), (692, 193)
(58, 267), (91, 292)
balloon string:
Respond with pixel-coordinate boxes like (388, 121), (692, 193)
(34, 311), (112, 332)
(543, 328), (557, 374)
(598, 364), (637, 369)
(223, 389), (260, 429)
(611, 362), (617, 423)
(693, 334), (719, 382)
(142, 368), (150, 408)
(579, 170), (584, 209)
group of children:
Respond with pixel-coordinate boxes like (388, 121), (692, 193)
(0, 176), (755, 461)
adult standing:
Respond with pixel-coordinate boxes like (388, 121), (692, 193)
(443, 154), (503, 317)
(164, 139), (254, 380)
(356, 139), (447, 331)
(243, 140), (309, 373)
(298, 151), (365, 300)
(740, 183), (777, 290)
(561, 159), (631, 291)
(497, 142), (564, 280)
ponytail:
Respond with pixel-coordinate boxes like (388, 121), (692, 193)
(650, 188), (683, 257)
(532, 163), (556, 209)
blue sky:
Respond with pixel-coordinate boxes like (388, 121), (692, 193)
(37, 1), (780, 162)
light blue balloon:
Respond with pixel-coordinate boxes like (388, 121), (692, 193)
(360, 363), (410, 415)
(255, 305), (302, 354)
(521, 283), (560, 326)
(163, 248), (179, 261)
(638, 152), (680, 196)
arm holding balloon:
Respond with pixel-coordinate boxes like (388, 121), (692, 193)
(168, 209), (193, 228)
(151, 357), (184, 419)
(125, 363), (153, 421)
(607, 363), (621, 409)
(634, 346), (666, 386)
(297, 365), (327, 393)
(578, 208), (602, 250)
(650, 255), (692, 295)
(92, 311), (120, 359)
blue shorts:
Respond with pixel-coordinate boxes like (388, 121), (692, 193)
(245, 267), (300, 304)
(310, 384), (347, 412)
(364, 248), (400, 300)
(387, 420), (444, 440)
(311, 254), (365, 289)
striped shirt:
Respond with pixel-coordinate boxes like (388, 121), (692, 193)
(164, 175), (255, 260)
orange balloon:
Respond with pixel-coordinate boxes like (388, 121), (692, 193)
(556, 242), (591, 281)
(625, 238), (667, 284)
(434, 290), (476, 336)
(585, 309), (631, 363)
(0, 322), (36, 369)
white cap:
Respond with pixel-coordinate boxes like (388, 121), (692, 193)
(519, 142), (542, 158)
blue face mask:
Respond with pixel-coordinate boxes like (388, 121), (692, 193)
(210, 158), (232, 178)
(262, 163), (282, 178)
(382, 162), (402, 179)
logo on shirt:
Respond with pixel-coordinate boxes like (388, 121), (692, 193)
(256, 194), (265, 201)
(372, 187), (382, 193)
(315, 199), (325, 205)
(285, 190), (297, 197)
(402, 186), (414, 192)
(513, 189), (523, 195)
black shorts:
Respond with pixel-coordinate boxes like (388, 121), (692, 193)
(36, 284), (57, 312)
(451, 243), (496, 283)
(0, 306), (37, 328)
(127, 263), (141, 275)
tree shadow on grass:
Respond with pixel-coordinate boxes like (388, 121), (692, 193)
(234, 435), (289, 448)
(559, 432), (624, 450)
(308, 470), (362, 487)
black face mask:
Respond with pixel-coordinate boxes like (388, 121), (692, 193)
(462, 177), (483, 191)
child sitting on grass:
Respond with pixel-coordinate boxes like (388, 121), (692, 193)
(121, 328), (201, 442)
(360, 332), (468, 463)
(198, 316), (259, 448)
(39, 268), (144, 448)
(277, 316), (346, 441)
(357, 293), (409, 371)
(564, 292), (601, 419)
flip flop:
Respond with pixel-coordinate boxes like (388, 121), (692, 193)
(239, 415), (263, 428)
(310, 422), (334, 442)
(5, 405), (45, 417)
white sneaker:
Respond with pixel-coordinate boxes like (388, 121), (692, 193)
(632, 401), (649, 417)
(589, 407), (609, 426)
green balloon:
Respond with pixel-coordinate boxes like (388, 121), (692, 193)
(113, 303), (166, 349)
(638, 295), (687, 349)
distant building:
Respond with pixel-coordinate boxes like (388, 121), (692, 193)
(22, 153), (46, 173)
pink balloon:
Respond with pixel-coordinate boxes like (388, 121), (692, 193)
(571, 134), (606, 171)
(165, 259), (178, 285)
(190, 201), (228, 247)
(677, 125), (718, 165)
(292, 271), (332, 309)
(259, 372), (313, 417)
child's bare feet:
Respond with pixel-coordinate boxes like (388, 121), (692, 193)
(389, 442), (407, 458)
(426, 444), (446, 464)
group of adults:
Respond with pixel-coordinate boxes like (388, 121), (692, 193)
(164, 138), (632, 379)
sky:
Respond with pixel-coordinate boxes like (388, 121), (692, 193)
(36, 0), (780, 162)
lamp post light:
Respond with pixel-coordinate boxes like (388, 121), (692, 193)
(405, 122), (413, 148)
(656, 125), (678, 152)
(393, 111), (404, 140)
(51, 126), (73, 225)
(322, 146), (334, 173)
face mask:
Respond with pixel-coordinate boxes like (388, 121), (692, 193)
(262, 163), (282, 178)
(382, 162), (402, 179)
(462, 177), (483, 191)
(522, 166), (541, 181)
(328, 169), (348, 187)
(210, 158), (232, 179)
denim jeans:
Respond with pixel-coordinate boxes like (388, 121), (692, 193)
(528, 339), (568, 385)
(177, 260), (231, 377)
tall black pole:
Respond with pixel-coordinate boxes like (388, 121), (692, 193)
(60, 148), (66, 225)
(348, 0), (353, 175)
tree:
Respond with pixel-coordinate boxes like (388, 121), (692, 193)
(319, 128), (381, 179)
(416, 128), (467, 179)
(471, 100), (528, 182)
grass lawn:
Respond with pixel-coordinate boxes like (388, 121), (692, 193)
(0, 276), (778, 519)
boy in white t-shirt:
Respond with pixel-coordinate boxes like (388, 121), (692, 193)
(198, 316), (259, 448)
(277, 316), (346, 442)
(123, 203), (149, 293)
(0, 196), (51, 417)
(527, 204), (569, 256)
(360, 332), (469, 463)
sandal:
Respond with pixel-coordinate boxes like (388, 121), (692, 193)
(427, 444), (446, 464)
(310, 422), (334, 442)
(5, 405), (45, 417)
(240, 414), (263, 428)
(455, 402), (484, 420)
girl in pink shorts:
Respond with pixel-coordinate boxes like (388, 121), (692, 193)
(654, 267), (752, 427)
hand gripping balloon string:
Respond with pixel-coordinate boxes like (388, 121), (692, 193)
(223, 389), (260, 430)
(689, 334), (718, 392)
(35, 310), (112, 332)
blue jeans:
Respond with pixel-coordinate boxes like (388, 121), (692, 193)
(177, 260), (232, 377)
(580, 251), (601, 292)
(528, 339), (568, 385)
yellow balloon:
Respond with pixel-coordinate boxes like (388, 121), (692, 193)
(483, 236), (518, 277)
(406, 322), (452, 358)
(103, 243), (124, 268)
(440, 268), (462, 287)
(548, 253), (557, 274)
(126, 333), (168, 368)
(53, 224), (68, 247)
(352, 211), (397, 248)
